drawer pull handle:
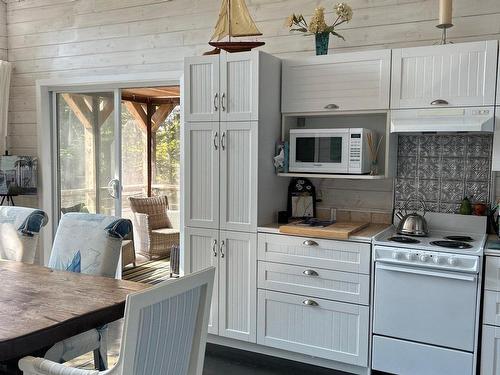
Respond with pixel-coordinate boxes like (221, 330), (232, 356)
(303, 269), (319, 277)
(302, 299), (319, 307)
(303, 240), (319, 247)
(430, 99), (449, 106)
(324, 103), (339, 110)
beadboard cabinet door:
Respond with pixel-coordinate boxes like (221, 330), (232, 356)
(282, 49), (391, 113)
(184, 55), (220, 122)
(220, 52), (258, 122)
(184, 227), (219, 335)
(218, 231), (257, 342)
(391, 40), (498, 109)
(257, 290), (369, 366)
(219, 122), (258, 232)
(184, 122), (220, 229)
(481, 325), (500, 375)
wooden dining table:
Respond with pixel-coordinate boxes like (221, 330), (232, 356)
(0, 259), (149, 371)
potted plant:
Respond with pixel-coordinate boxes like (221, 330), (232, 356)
(285, 3), (353, 55)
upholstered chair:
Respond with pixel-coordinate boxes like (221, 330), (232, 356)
(129, 196), (179, 260)
(19, 267), (216, 375)
(45, 213), (132, 370)
(0, 206), (48, 264)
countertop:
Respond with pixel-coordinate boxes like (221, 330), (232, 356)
(485, 234), (500, 256)
(257, 223), (391, 243)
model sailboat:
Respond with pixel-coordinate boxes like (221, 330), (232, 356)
(208, 0), (265, 53)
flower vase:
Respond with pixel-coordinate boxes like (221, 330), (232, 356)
(315, 32), (330, 55)
(370, 160), (378, 176)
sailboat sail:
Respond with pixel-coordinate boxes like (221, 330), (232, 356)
(211, 0), (262, 41)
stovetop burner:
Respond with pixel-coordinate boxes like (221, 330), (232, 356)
(388, 236), (421, 244)
(430, 240), (473, 249)
(444, 235), (474, 242)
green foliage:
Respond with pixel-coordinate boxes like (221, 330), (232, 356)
(155, 105), (180, 186)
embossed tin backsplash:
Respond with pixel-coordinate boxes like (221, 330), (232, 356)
(395, 134), (493, 214)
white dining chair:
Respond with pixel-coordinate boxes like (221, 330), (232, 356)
(45, 213), (133, 370)
(19, 267), (215, 375)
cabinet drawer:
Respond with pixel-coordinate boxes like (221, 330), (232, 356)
(481, 325), (500, 375)
(258, 261), (369, 305)
(258, 233), (370, 274)
(483, 290), (500, 326)
(485, 256), (500, 291)
(257, 290), (369, 366)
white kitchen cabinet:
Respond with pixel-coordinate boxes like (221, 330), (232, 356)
(281, 49), (391, 113)
(481, 325), (500, 375)
(184, 55), (220, 122)
(493, 114), (500, 171)
(485, 256), (500, 292)
(219, 122), (258, 232)
(218, 231), (257, 342)
(184, 228), (256, 341)
(257, 289), (369, 366)
(258, 233), (371, 274)
(391, 40), (498, 109)
(184, 227), (219, 335)
(184, 122), (220, 229)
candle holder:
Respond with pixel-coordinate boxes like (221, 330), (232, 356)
(436, 23), (453, 45)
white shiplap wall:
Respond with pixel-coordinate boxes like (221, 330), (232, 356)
(3, 0), (500, 208)
(0, 1), (6, 61)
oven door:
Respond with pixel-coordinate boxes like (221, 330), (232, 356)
(289, 130), (349, 173)
(373, 262), (477, 351)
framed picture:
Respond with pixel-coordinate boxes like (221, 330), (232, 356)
(0, 156), (38, 195)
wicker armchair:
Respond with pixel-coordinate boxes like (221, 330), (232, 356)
(129, 196), (179, 260)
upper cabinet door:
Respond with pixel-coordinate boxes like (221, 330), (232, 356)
(282, 50), (391, 113)
(391, 40), (498, 109)
(184, 122), (220, 229)
(220, 52), (259, 121)
(219, 122), (258, 232)
(184, 55), (220, 122)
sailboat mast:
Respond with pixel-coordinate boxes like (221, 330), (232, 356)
(228, 0), (231, 42)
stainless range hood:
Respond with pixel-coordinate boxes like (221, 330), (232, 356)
(390, 107), (495, 133)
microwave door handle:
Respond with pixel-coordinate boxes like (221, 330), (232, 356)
(376, 263), (476, 282)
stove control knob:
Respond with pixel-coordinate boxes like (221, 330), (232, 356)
(392, 251), (404, 260)
(406, 253), (418, 261)
(419, 254), (429, 262)
(433, 256), (444, 265)
(447, 257), (459, 266)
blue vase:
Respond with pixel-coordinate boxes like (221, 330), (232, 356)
(315, 32), (330, 55)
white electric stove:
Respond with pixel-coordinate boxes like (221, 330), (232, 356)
(372, 212), (487, 375)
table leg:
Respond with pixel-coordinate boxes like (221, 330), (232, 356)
(0, 196), (5, 206)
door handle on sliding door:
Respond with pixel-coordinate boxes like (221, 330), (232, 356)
(107, 179), (120, 199)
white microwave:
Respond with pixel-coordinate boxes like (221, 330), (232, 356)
(289, 128), (374, 174)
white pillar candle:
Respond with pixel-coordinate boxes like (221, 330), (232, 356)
(439, 0), (453, 25)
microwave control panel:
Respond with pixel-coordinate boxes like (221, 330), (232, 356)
(349, 132), (362, 171)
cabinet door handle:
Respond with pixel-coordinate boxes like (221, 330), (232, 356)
(303, 269), (319, 277)
(302, 299), (319, 307)
(213, 131), (218, 150)
(302, 239), (319, 247)
(324, 103), (339, 110)
(214, 93), (219, 112)
(430, 99), (449, 106)
(212, 239), (218, 257)
(222, 93), (226, 112)
(220, 240), (225, 258)
(221, 131), (226, 150)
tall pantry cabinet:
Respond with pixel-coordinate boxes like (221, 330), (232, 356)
(181, 51), (286, 343)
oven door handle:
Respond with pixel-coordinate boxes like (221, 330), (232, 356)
(376, 263), (477, 282)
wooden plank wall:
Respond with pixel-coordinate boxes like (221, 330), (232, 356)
(0, 1), (6, 61)
(3, 0), (500, 209)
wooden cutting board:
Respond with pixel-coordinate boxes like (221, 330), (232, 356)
(279, 222), (370, 240)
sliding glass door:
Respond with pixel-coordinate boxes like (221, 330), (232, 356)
(55, 91), (121, 217)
